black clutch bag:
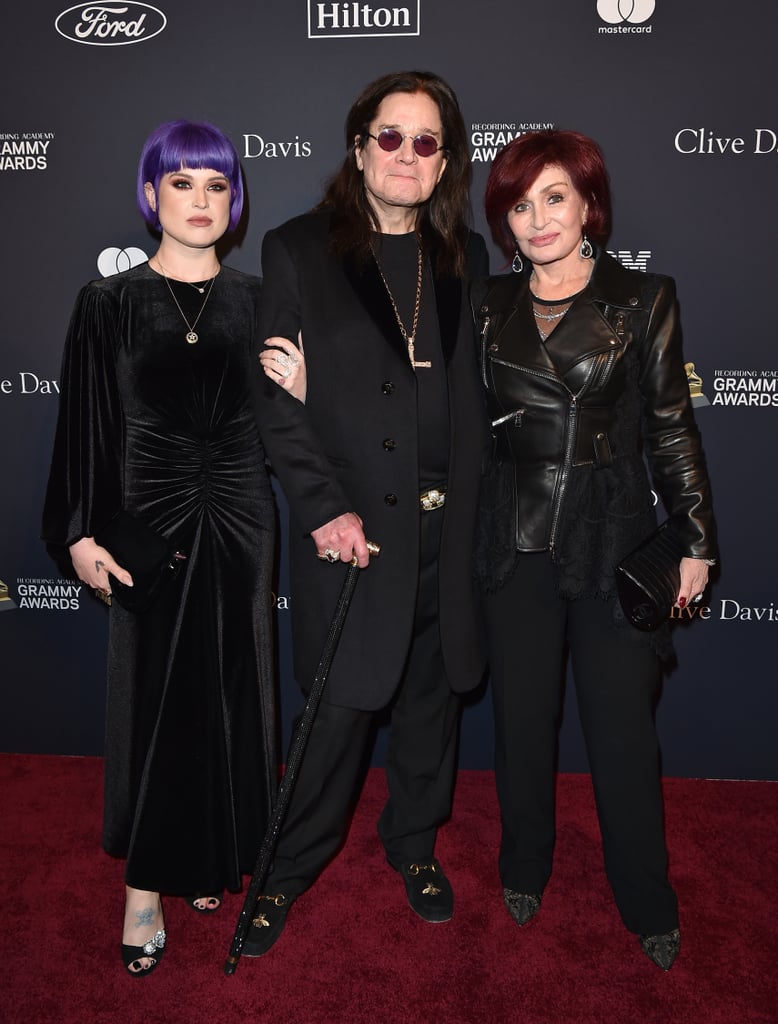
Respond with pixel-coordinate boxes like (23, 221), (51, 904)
(615, 520), (684, 631)
(94, 511), (186, 613)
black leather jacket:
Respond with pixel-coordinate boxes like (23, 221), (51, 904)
(474, 251), (717, 596)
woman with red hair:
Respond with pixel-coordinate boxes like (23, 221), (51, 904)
(476, 130), (717, 970)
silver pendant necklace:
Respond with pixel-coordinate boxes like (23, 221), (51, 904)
(156, 265), (217, 344)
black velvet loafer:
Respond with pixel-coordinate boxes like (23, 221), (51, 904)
(241, 894), (293, 957)
(502, 888), (542, 927)
(397, 859), (453, 923)
(639, 927), (681, 970)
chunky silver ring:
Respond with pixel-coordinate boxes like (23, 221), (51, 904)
(317, 548), (340, 563)
(692, 593), (703, 604)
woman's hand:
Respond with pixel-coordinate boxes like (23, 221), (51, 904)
(676, 556), (710, 608)
(69, 536), (133, 596)
(261, 332), (306, 402)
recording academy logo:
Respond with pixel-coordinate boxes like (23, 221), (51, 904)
(470, 123), (555, 163)
(55, 3), (166, 45)
(308, 0), (419, 38)
(685, 364), (710, 407)
(0, 579), (16, 611)
(97, 246), (148, 277)
(711, 369), (778, 408)
(597, 0), (654, 33)
(0, 132), (55, 172)
(4, 578), (82, 611)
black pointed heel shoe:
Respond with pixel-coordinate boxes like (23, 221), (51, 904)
(502, 888), (542, 927)
(639, 927), (681, 970)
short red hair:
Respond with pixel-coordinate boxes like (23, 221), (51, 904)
(484, 130), (612, 259)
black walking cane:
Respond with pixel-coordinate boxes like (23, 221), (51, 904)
(224, 542), (379, 975)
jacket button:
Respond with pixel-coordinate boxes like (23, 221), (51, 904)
(610, 338), (617, 345)
(383, 438), (396, 451)
(384, 493), (398, 506)
(489, 343), (499, 353)
(596, 432), (605, 441)
(629, 296), (639, 306)
(381, 381), (395, 394)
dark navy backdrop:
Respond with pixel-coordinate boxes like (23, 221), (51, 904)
(1, 1), (776, 780)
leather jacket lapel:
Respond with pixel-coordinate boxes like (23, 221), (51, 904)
(485, 274), (558, 375)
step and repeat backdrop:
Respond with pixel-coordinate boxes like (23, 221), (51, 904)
(1, 1), (776, 779)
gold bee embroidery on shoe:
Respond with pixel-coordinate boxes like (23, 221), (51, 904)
(252, 893), (287, 928)
(408, 863), (442, 896)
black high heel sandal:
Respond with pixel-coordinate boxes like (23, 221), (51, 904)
(186, 891), (223, 914)
(121, 929), (166, 976)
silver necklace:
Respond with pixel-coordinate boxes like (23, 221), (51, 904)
(532, 307), (569, 322)
(159, 271), (216, 344)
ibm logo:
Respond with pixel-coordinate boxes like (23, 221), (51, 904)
(308, 1), (420, 38)
(608, 249), (652, 272)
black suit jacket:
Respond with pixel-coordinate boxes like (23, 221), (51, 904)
(254, 209), (489, 709)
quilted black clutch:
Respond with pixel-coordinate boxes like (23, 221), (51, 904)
(615, 520), (683, 631)
(94, 511), (186, 613)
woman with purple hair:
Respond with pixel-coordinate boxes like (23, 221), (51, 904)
(42, 120), (277, 976)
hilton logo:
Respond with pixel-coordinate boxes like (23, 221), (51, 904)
(308, 1), (419, 37)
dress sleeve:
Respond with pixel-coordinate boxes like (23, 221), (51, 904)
(41, 282), (124, 568)
(638, 277), (718, 560)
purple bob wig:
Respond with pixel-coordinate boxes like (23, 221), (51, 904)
(137, 119), (244, 232)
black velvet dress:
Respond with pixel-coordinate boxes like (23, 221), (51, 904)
(42, 263), (277, 895)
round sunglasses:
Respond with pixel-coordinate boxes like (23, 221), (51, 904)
(364, 128), (443, 158)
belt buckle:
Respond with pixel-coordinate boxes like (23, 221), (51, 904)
(420, 488), (446, 512)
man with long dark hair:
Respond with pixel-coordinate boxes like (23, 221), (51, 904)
(247, 70), (488, 955)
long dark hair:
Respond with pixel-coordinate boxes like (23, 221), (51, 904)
(317, 70), (472, 278)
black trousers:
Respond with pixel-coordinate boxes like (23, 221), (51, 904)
(264, 507), (461, 897)
(484, 552), (678, 935)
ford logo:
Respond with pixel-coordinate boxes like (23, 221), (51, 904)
(55, 3), (166, 46)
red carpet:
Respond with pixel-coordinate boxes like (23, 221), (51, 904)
(1, 754), (776, 1024)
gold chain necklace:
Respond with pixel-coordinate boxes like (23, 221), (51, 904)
(372, 239), (430, 369)
(157, 267), (217, 345)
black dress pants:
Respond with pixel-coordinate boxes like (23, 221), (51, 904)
(264, 507), (461, 897)
(485, 552), (678, 935)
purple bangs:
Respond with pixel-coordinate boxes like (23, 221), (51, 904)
(137, 119), (244, 231)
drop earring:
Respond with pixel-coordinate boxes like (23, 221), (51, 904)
(580, 234), (593, 259)
(512, 246), (524, 274)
